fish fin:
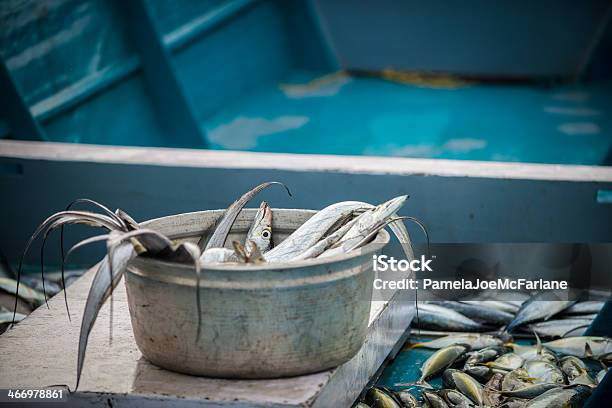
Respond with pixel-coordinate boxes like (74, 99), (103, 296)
(534, 330), (542, 354)
(202, 182), (291, 250)
(232, 241), (248, 262)
(585, 342), (593, 358)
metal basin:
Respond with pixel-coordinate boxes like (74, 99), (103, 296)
(125, 209), (389, 378)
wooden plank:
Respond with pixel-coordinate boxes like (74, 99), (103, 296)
(1, 140), (611, 182)
(0, 267), (413, 407)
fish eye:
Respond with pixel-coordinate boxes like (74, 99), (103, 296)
(262, 230), (271, 239)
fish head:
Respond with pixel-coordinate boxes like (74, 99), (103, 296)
(246, 201), (273, 252)
(374, 195), (408, 219)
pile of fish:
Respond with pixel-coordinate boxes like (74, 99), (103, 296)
(357, 333), (610, 407)
(413, 295), (605, 339)
(8, 182), (419, 389)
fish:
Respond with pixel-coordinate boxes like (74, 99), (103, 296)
(527, 318), (593, 338)
(501, 383), (561, 399)
(201, 182), (290, 251)
(200, 247), (239, 263)
(416, 344), (471, 385)
(500, 368), (561, 399)
(432, 301), (514, 325)
(523, 360), (565, 386)
(499, 398), (528, 408)
(264, 201), (373, 261)
(505, 292), (576, 332)
(245, 201), (273, 255)
(505, 343), (558, 363)
(423, 390), (449, 408)
(543, 336), (612, 358)
(463, 364), (494, 383)
(318, 195), (408, 257)
(412, 334), (503, 350)
(465, 346), (511, 365)
(596, 368), (608, 383)
(559, 356), (596, 385)
(291, 216), (360, 261)
(485, 352), (524, 371)
(438, 389), (473, 407)
(524, 384), (592, 407)
(395, 390), (419, 407)
(459, 300), (519, 314)
(562, 301), (605, 316)
(413, 304), (488, 332)
(441, 369), (463, 389)
(450, 371), (485, 407)
(364, 386), (403, 408)
(355, 403), (371, 408)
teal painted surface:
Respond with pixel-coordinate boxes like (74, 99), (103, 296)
(205, 73), (612, 165)
(1, 0), (611, 165)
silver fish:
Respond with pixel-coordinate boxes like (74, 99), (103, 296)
(201, 181), (290, 250)
(412, 334), (502, 350)
(413, 304), (488, 332)
(523, 360), (565, 386)
(505, 343), (557, 363)
(423, 390), (449, 408)
(433, 301), (514, 325)
(543, 336), (612, 358)
(459, 300), (519, 314)
(264, 201), (373, 261)
(365, 387), (402, 408)
(524, 384), (592, 407)
(318, 195), (408, 257)
(562, 301), (605, 316)
(485, 352), (524, 371)
(596, 368), (608, 383)
(463, 364), (494, 383)
(395, 390), (419, 408)
(200, 247), (239, 263)
(451, 371), (485, 407)
(291, 216), (360, 261)
(438, 389), (473, 407)
(465, 346), (510, 365)
(442, 368), (463, 389)
(501, 368), (560, 399)
(500, 398), (528, 408)
(559, 356), (596, 385)
(418, 344), (471, 384)
(246, 201), (273, 255)
(502, 383), (560, 399)
(505, 292), (576, 332)
(527, 318), (592, 338)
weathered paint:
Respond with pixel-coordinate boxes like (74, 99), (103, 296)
(1, 141), (611, 267)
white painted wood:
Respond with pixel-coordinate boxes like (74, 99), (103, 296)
(1, 140), (611, 182)
(0, 267), (413, 407)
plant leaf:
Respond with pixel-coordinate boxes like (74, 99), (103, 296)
(201, 182), (291, 250)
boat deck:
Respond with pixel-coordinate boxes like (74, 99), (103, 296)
(0, 265), (414, 407)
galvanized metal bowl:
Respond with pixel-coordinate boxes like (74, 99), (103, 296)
(125, 209), (390, 378)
